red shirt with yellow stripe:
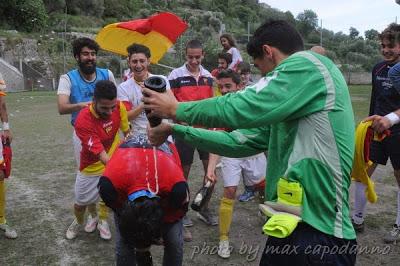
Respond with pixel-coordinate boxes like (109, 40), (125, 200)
(75, 101), (130, 175)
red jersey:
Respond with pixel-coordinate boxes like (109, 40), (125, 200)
(75, 101), (130, 175)
(102, 137), (186, 223)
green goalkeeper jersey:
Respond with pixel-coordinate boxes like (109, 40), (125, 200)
(172, 51), (356, 240)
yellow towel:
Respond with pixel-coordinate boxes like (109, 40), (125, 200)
(262, 213), (301, 238)
(351, 121), (378, 203)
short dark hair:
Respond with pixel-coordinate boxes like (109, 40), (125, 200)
(94, 80), (117, 100)
(247, 20), (304, 59)
(220, 33), (237, 47)
(217, 52), (233, 65)
(217, 69), (241, 85)
(186, 39), (203, 52)
(118, 197), (163, 249)
(236, 62), (251, 73)
(379, 23), (400, 44)
(127, 43), (151, 58)
(72, 37), (100, 57)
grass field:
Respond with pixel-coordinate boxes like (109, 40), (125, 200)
(1, 86), (400, 265)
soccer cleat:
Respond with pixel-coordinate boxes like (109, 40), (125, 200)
(84, 215), (98, 233)
(182, 215), (193, 227)
(197, 209), (218, 226)
(97, 220), (111, 240)
(351, 218), (365, 233)
(218, 239), (231, 258)
(183, 227), (192, 242)
(66, 219), (81, 240)
(384, 224), (400, 244)
(238, 189), (255, 202)
(0, 222), (17, 239)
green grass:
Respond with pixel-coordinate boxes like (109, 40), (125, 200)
(348, 84), (371, 124)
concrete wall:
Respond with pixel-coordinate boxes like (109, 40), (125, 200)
(343, 71), (371, 85)
(0, 58), (24, 91)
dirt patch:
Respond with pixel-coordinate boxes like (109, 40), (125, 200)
(2, 91), (400, 265)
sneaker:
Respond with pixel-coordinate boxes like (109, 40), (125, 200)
(66, 219), (81, 240)
(182, 215), (193, 227)
(351, 218), (364, 233)
(238, 189), (255, 202)
(384, 224), (400, 244)
(97, 220), (111, 240)
(197, 209), (218, 226)
(0, 222), (17, 239)
(218, 240), (231, 258)
(84, 215), (98, 233)
(183, 227), (192, 242)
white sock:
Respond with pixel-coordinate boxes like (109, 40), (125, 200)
(352, 182), (367, 224)
(396, 191), (400, 226)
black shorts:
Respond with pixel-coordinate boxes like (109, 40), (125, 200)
(260, 223), (357, 266)
(174, 138), (209, 166)
(370, 134), (400, 170)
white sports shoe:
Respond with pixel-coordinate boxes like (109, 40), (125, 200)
(84, 215), (98, 233)
(66, 219), (81, 240)
(218, 239), (231, 258)
(0, 222), (17, 239)
(97, 220), (111, 240)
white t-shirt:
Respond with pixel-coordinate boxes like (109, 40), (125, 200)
(117, 73), (170, 134)
(227, 47), (243, 69)
(57, 69), (116, 96)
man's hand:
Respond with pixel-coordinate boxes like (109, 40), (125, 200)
(205, 169), (217, 184)
(99, 150), (110, 165)
(142, 88), (178, 119)
(364, 115), (392, 133)
(147, 122), (173, 146)
(79, 101), (91, 109)
(2, 129), (12, 143)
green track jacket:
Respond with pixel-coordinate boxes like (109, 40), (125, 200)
(172, 51), (356, 239)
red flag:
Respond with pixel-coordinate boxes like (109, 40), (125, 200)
(96, 12), (188, 63)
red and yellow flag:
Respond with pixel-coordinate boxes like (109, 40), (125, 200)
(96, 12), (188, 63)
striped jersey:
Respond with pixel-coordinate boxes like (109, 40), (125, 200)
(168, 64), (213, 102)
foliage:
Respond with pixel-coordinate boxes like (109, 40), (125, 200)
(296, 9), (318, 38)
(364, 29), (379, 41)
(43, 0), (65, 14)
(0, 0), (391, 73)
(349, 27), (359, 39)
(0, 0), (48, 32)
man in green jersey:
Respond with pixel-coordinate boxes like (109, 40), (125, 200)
(143, 20), (357, 266)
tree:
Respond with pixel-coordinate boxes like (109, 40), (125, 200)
(103, 0), (141, 20)
(43, 0), (65, 14)
(349, 27), (359, 39)
(14, 0), (48, 32)
(296, 9), (318, 38)
(66, 0), (104, 17)
(364, 29), (379, 41)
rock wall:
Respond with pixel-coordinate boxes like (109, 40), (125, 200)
(0, 58), (24, 91)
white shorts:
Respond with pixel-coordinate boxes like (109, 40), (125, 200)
(74, 172), (101, 206)
(220, 153), (267, 187)
(72, 130), (81, 168)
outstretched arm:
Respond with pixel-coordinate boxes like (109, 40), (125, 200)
(148, 122), (269, 158)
